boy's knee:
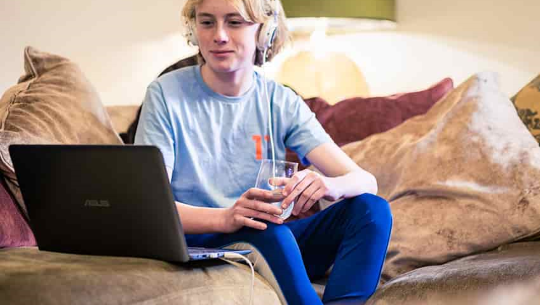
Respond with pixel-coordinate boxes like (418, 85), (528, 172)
(251, 223), (301, 258)
(350, 194), (393, 229)
(259, 223), (295, 241)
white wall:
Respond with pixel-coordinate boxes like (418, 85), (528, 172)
(366, 0), (540, 97)
(1, 0), (539, 105)
(0, 0), (196, 105)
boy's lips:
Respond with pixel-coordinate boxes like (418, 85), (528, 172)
(210, 50), (234, 58)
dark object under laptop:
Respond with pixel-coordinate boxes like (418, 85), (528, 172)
(9, 144), (250, 262)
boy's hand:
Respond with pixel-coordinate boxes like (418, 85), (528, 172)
(221, 188), (284, 233)
(276, 169), (341, 217)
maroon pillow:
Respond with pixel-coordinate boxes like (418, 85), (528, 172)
(0, 177), (36, 248)
(287, 78), (454, 166)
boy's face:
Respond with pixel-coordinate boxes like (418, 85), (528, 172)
(195, 0), (260, 74)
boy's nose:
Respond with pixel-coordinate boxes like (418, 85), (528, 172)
(213, 25), (229, 44)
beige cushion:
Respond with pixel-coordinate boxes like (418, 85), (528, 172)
(0, 247), (280, 305)
(0, 46), (122, 177)
(0, 47), (123, 214)
(342, 72), (540, 282)
(106, 105), (140, 134)
(511, 74), (540, 143)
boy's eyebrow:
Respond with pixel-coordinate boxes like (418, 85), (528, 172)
(196, 12), (244, 18)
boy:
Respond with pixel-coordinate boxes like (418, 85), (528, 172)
(135, 0), (392, 303)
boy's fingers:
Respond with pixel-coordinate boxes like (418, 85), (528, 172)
(247, 188), (279, 201)
(242, 217), (268, 230)
(245, 199), (283, 215)
(268, 177), (289, 187)
(241, 207), (283, 224)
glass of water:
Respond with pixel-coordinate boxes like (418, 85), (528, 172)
(255, 159), (298, 220)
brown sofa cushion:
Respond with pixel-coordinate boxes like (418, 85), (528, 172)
(0, 46), (123, 216)
(511, 74), (540, 143)
(342, 72), (540, 282)
(0, 247), (280, 305)
(0, 177), (35, 248)
(286, 78), (454, 167)
(367, 241), (540, 305)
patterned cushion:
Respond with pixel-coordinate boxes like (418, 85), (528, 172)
(0, 177), (35, 248)
(342, 72), (540, 282)
(511, 74), (540, 143)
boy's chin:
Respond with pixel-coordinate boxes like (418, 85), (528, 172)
(206, 61), (252, 74)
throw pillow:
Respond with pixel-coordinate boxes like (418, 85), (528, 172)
(286, 78), (454, 167)
(341, 72), (540, 282)
(511, 74), (540, 143)
(0, 46), (123, 218)
(106, 105), (141, 143)
(0, 176), (35, 248)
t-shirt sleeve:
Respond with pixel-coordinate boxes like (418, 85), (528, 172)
(284, 94), (333, 166)
(134, 81), (175, 181)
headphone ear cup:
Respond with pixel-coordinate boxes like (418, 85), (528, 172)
(257, 21), (277, 51)
(187, 22), (199, 46)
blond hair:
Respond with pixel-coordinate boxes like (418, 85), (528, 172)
(181, 0), (289, 66)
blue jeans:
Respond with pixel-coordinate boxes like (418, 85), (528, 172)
(185, 194), (393, 304)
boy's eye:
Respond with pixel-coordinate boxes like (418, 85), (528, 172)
(229, 20), (243, 26)
(199, 20), (214, 26)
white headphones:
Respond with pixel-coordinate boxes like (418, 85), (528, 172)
(186, 21), (199, 46)
(257, 2), (279, 51)
(186, 0), (279, 52)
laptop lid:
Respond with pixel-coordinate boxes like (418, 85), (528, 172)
(9, 144), (191, 263)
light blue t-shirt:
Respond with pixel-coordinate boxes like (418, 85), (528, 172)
(134, 65), (332, 208)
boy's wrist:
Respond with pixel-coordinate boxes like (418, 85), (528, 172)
(325, 176), (344, 201)
(214, 208), (229, 233)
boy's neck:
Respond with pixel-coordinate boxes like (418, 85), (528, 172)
(201, 64), (254, 97)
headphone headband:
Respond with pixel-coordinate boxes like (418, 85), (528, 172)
(186, 0), (279, 52)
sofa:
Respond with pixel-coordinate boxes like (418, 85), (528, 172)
(2, 46), (540, 305)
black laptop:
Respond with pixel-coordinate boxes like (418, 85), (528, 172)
(9, 144), (250, 262)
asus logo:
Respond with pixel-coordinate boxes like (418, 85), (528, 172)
(84, 200), (111, 208)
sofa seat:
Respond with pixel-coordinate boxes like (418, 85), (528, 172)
(368, 241), (540, 305)
(0, 247), (280, 305)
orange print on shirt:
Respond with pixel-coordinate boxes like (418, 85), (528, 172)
(252, 135), (270, 160)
